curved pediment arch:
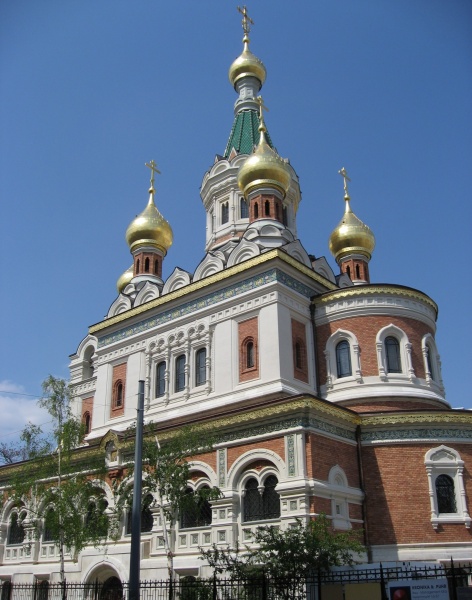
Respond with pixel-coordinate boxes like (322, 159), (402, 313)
(134, 281), (160, 306)
(107, 295), (132, 318)
(226, 239), (260, 267)
(162, 267), (192, 294)
(193, 253), (225, 281)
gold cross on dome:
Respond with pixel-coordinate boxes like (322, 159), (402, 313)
(238, 5), (254, 36)
(145, 160), (161, 189)
(338, 167), (351, 197)
(256, 95), (269, 121)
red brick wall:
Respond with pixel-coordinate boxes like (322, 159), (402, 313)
(249, 193), (283, 223)
(340, 258), (370, 283)
(239, 317), (259, 382)
(306, 433), (360, 488)
(345, 400), (446, 413)
(227, 437), (285, 472)
(362, 443), (472, 545)
(134, 252), (162, 278)
(317, 315), (434, 383)
(110, 363), (127, 418)
(291, 319), (309, 383)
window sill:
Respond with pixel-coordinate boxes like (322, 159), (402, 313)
(431, 514), (472, 529)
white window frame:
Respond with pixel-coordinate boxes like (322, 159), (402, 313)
(324, 329), (362, 389)
(424, 445), (471, 529)
(421, 333), (444, 391)
(376, 324), (414, 382)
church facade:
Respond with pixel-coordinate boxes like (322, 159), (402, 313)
(1, 11), (471, 586)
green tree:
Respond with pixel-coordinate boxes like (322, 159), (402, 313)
(115, 425), (221, 579)
(201, 516), (364, 598)
(8, 376), (114, 583)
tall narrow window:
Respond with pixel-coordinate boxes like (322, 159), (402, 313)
(126, 494), (153, 534)
(282, 207), (288, 226)
(346, 265), (351, 278)
(246, 341), (254, 369)
(221, 202), (229, 224)
(156, 361), (166, 397)
(83, 412), (91, 434)
(136, 259), (140, 274)
(195, 348), (206, 387)
(254, 202), (259, 219)
(240, 198), (248, 219)
(154, 259), (159, 275)
(37, 581), (49, 600)
(144, 257), (150, 273)
(336, 340), (352, 378)
(8, 512), (25, 545)
(175, 354), (186, 392)
(1, 581), (12, 600)
(426, 345), (435, 381)
(114, 381), (123, 407)
(436, 475), (457, 513)
(385, 336), (402, 373)
(243, 476), (280, 522)
(265, 200), (270, 216)
(43, 508), (55, 542)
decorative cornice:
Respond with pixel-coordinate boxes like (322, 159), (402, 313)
(91, 249), (336, 337)
(361, 412), (472, 427)
(313, 285), (438, 316)
(362, 428), (472, 443)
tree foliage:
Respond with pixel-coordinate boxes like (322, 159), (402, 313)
(7, 376), (113, 582)
(201, 516), (364, 596)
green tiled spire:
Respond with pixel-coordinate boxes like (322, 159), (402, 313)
(224, 109), (273, 158)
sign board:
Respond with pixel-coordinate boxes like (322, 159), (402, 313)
(387, 579), (449, 600)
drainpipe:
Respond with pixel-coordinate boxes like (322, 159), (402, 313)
(356, 424), (371, 562)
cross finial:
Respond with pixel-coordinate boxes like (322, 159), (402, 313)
(256, 95), (269, 122)
(238, 6), (254, 37)
(145, 160), (161, 190)
(338, 167), (351, 198)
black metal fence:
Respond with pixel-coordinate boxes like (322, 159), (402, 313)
(1, 562), (471, 600)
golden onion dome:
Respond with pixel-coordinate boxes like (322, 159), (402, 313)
(329, 196), (375, 262)
(238, 120), (291, 199)
(117, 265), (134, 294)
(125, 190), (173, 254)
(229, 34), (267, 89)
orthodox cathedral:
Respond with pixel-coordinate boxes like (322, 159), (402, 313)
(1, 9), (471, 586)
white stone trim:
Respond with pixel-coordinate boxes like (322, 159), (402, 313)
(376, 324), (414, 382)
(324, 329), (362, 390)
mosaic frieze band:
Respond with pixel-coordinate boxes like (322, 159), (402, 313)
(362, 428), (472, 443)
(97, 269), (315, 348)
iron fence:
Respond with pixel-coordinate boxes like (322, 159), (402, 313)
(1, 561), (471, 600)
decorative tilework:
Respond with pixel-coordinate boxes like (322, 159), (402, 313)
(97, 269), (316, 348)
(362, 428), (472, 443)
(218, 448), (226, 487)
(286, 434), (296, 477)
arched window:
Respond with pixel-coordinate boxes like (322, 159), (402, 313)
(136, 259), (140, 274)
(114, 381), (124, 407)
(83, 412), (91, 434)
(221, 202), (229, 224)
(195, 348), (206, 387)
(254, 202), (259, 219)
(156, 361), (166, 397)
(282, 207), (287, 226)
(175, 354), (186, 392)
(240, 198), (248, 219)
(246, 340), (254, 369)
(265, 200), (270, 216)
(154, 259), (159, 274)
(83, 345), (94, 379)
(126, 494), (153, 534)
(243, 475), (280, 522)
(43, 508), (55, 542)
(385, 336), (402, 373)
(436, 475), (457, 514)
(346, 265), (351, 278)
(144, 257), (150, 273)
(85, 498), (109, 538)
(336, 340), (352, 378)
(180, 487), (212, 529)
(355, 264), (361, 279)
(8, 511), (25, 545)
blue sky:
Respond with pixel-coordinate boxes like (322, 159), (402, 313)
(1, 1), (471, 442)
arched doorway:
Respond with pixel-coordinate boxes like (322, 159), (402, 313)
(100, 577), (123, 600)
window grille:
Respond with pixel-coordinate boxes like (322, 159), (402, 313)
(436, 474), (457, 513)
(8, 512), (25, 545)
(243, 476), (280, 522)
(221, 202), (229, 224)
(180, 487), (212, 529)
(385, 336), (402, 373)
(1, 582), (12, 600)
(156, 361), (166, 397)
(246, 341), (254, 369)
(175, 355), (186, 392)
(36, 581), (49, 600)
(336, 340), (352, 378)
(195, 348), (206, 387)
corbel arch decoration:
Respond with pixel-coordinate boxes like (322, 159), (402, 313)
(375, 324), (414, 382)
(324, 329), (362, 389)
(424, 445), (471, 529)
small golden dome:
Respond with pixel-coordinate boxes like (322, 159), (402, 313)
(329, 197), (375, 262)
(117, 265), (134, 294)
(125, 190), (173, 254)
(238, 121), (291, 199)
(229, 35), (267, 89)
